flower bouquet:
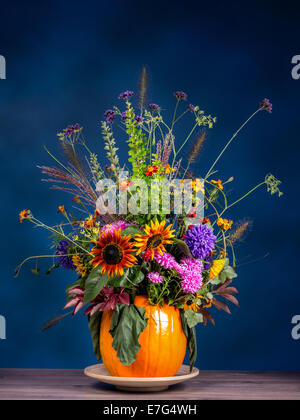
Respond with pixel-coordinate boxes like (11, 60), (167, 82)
(17, 76), (282, 378)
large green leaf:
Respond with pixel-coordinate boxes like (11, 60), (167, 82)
(109, 304), (148, 366)
(108, 267), (144, 288)
(184, 309), (203, 328)
(83, 267), (109, 304)
(181, 312), (197, 372)
(88, 312), (102, 361)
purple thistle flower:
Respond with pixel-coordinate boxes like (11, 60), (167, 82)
(147, 272), (164, 284)
(104, 109), (115, 124)
(174, 91), (187, 101)
(149, 103), (160, 111)
(64, 123), (82, 137)
(55, 240), (76, 270)
(154, 252), (182, 273)
(260, 98), (272, 113)
(119, 90), (134, 100)
(179, 256), (203, 294)
(183, 224), (216, 259)
(135, 115), (142, 124)
(121, 111), (128, 121)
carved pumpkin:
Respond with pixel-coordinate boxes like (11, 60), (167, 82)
(100, 295), (187, 377)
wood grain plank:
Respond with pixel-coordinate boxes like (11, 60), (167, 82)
(0, 369), (299, 400)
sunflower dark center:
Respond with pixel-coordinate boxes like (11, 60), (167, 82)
(102, 244), (123, 265)
(147, 233), (163, 249)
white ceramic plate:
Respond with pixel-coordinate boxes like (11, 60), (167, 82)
(84, 364), (199, 392)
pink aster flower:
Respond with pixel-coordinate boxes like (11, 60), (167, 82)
(147, 272), (164, 284)
(179, 256), (203, 294)
(154, 251), (183, 273)
(101, 220), (129, 234)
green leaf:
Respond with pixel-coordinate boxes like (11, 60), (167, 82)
(121, 226), (141, 237)
(181, 312), (197, 372)
(83, 268), (109, 304)
(109, 304), (148, 366)
(108, 267), (144, 289)
(88, 312), (102, 361)
(184, 309), (203, 328)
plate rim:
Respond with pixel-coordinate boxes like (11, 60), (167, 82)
(84, 363), (199, 383)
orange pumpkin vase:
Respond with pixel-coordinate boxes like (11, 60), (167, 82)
(100, 295), (187, 377)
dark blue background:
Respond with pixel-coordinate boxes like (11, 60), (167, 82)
(0, 0), (299, 369)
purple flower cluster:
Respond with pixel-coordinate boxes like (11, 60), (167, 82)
(55, 240), (76, 270)
(179, 256), (203, 294)
(119, 90), (134, 100)
(187, 104), (195, 112)
(174, 91), (187, 101)
(260, 98), (272, 113)
(149, 103), (160, 111)
(183, 224), (216, 259)
(135, 115), (142, 124)
(104, 109), (115, 124)
(65, 123), (81, 138)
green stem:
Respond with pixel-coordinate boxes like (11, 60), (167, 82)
(205, 108), (261, 180)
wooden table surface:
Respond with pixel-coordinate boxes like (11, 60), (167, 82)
(0, 369), (300, 400)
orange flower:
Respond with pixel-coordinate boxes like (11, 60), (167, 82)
(19, 209), (29, 223)
(202, 217), (210, 224)
(211, 179), (223, 190)
(85, 215), (95, 228)
(217, 217), (233, 231)
(57, 205), (66, 214)
(90, 228), (137, 277)
(164, 164), (175, 174)
(145, 165), (159, 176)
(72, 195), (81, 204)
(119, 180), (132, 192)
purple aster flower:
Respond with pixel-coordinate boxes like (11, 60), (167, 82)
(55, 240), (76, 270)
(260, 98), (272, 113)
(187, 104), (195, 112)
(174, 91), (187, 101)
(179, 256), (203, 294)
(118, 90), (134, 100)
(147, 272), (164, 284)
(135, 115), (142, 124)
(104, 109), (115, 124)
(183, 224), (216, 259)
(154, 252), (182, 273)
(149, 103), (160, 111)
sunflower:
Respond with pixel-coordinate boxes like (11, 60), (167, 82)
(72, 255), (87, 278)
(134, 219), (175, 259)
(90, 228), (137, 277)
